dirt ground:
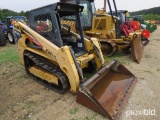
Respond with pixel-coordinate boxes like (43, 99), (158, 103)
(0, 26), (160, 120)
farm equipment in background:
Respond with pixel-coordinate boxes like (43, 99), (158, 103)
(60, 0), (148, 63)
(0, 20), (7, 46)
(6, 16), (27, 44)
(13, 2), (137, 119)
(144, 20), (157, 33)
(109, 10), (150, 46)
(126, 16), (145, 29)
(129, 15), (157, 33)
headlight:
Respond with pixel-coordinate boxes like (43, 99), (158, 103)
(57, 5), (61, 10)
(79, 8), (82, 12)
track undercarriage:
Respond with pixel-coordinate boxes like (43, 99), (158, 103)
(24, 52), (69, 93)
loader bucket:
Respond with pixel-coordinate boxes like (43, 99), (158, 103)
(76, 60), (137, 120)
(131, 34), (144, 63)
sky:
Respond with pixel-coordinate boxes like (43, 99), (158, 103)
(0, 0), (160, 12)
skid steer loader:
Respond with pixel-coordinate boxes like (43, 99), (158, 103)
(60, 0), (148, 63)
(13, 2), (137, 120)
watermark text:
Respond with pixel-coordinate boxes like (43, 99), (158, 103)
(126, 109), (155, 117)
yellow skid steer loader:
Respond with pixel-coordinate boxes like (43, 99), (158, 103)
(13, 2), (137, 119)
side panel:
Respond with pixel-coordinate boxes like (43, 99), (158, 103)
(89, 15), (116, 39)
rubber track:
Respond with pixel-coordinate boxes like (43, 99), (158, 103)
(0, 30), (6, 46)
(24, 53), (69, 94)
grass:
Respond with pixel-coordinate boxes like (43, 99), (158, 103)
(70, 113), (98, 120)
(0, 48), (19, 64)
(70, 118), (76, 120)
(84, 116), (90, 120)
(84, 70), (97, 79)
(21, 110), (35, 120)
(104, 51), (129, 65)
(84, 113), (98, 120)
(144, 54), (152, 58)
(22, 101), (36, 110)
(69, 107), (79, 115)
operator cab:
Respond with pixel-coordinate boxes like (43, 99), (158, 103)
(108, 10), (128, 38)
(29, 2), (86, 57)
(6, 16), (27, 28)
(108, 10), (128, 24)
(61, 0), (96, 30)
(79, 0), (96, 30)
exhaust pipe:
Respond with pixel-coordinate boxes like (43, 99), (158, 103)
(107, 0), (114, 22)
(104, 0), (106, 10)
(113, 0), (118, 17)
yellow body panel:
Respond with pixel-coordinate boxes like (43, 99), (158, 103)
(86, 14), (116, 39)
(29, 66), (58, 85)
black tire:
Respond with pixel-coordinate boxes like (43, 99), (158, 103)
(0, 30), (6, 46)
(7, 29), (15, 44)
(83, 60), (97, 73)
(101, 42), (113, 56)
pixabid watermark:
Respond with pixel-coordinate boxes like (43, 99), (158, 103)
(126, 109), (155, 117)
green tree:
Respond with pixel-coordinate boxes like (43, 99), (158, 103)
(0, 9), (4, 20)
(143, 14), (160, 20)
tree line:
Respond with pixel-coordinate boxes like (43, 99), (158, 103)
(143, 14), (160, 21)
(130, 6), (160, 20)
(0, 9), (29, 21)
(0, 6), (160, 21)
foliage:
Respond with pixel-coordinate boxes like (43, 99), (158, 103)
(130, 6), (160, 16)
(0, 48), (19, 64)
(129, 6), (160, 20)
(0, 9), (29, 21)
(69, 107), (79, 114)
(0, 10), (4, 20)
(142, 14), (160, 20)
